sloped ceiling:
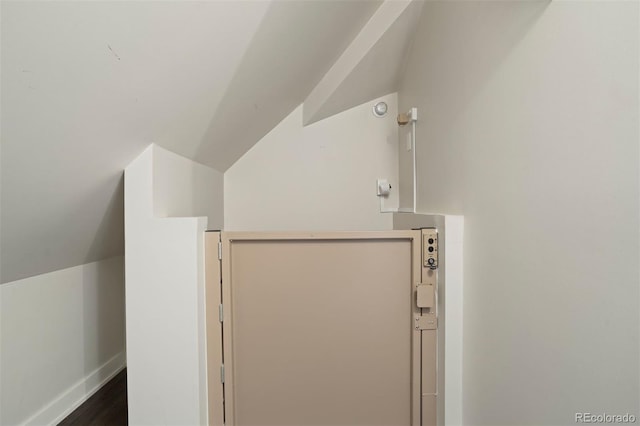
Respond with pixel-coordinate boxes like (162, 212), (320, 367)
(190, 0), (384, 171)
(304, 1), (423, 125)
(0, 0), (421, 284)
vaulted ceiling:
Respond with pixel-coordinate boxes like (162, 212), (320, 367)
(1, 0), (422, 283)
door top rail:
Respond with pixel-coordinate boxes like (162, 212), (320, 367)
(220, 230), (421, 241)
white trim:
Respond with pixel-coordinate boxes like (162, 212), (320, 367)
(444, 215), (464, 426)
(21, 352), (126, 426)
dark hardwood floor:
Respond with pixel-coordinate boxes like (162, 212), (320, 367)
(58, 369), (127, 426)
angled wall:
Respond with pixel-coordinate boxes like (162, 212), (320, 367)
(0, 0), (265, 284)
(124, 145), (223, 425)
(0, 0), (383, 286)
(303, 0), (421, 125)
(398, 1), (639, 424)
(0, 257), (125, 426)
(224, 93), (399, 231)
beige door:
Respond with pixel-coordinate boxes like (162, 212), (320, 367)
(205, 231), (437, 426)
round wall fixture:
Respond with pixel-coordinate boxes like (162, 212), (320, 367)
(372, 101), (388, 117)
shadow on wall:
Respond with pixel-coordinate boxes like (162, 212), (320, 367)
(82, 172), (126, 386)
(84, 173), (124, 264)
(398, 0), (550, 212)
(191, 167), (223, 229)
(82, 256), (126, 387)
(401, 0), (549, 126)
(194, 0), (382, 171)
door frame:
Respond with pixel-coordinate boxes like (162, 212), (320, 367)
(206, 230), (431, 426)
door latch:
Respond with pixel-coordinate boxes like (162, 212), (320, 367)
(416, 283), (435, 309)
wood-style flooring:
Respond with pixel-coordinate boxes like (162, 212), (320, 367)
(58, 369), (127, 426)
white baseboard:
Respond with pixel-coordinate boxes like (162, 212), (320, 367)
(21, 352), (126, 426)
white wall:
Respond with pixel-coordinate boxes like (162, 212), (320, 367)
(225, 93), (399, 231)
(0, 257), (126, 426)
(124, 144), (223, 425)
(398, 1), (639, 424)
(153, 145), (225, 224)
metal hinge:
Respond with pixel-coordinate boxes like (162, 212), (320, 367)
(219, 304), (224, 323)
(415, 313), (437, 330)
(218, 242), (222, 260)
(220, 364), (225, 384)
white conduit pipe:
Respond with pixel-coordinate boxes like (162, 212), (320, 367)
(411, 116), (417, 213)
(380, 107), (418, 213)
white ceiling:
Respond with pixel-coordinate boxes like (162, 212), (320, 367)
(1, 0), (420, 284)
(304, 0), (423, 125)
(189, 0), (384, 171)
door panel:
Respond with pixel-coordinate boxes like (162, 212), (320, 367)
(213, 231), (432, 426)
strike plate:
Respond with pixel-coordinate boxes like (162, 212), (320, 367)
(415, 313), (437, 330)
